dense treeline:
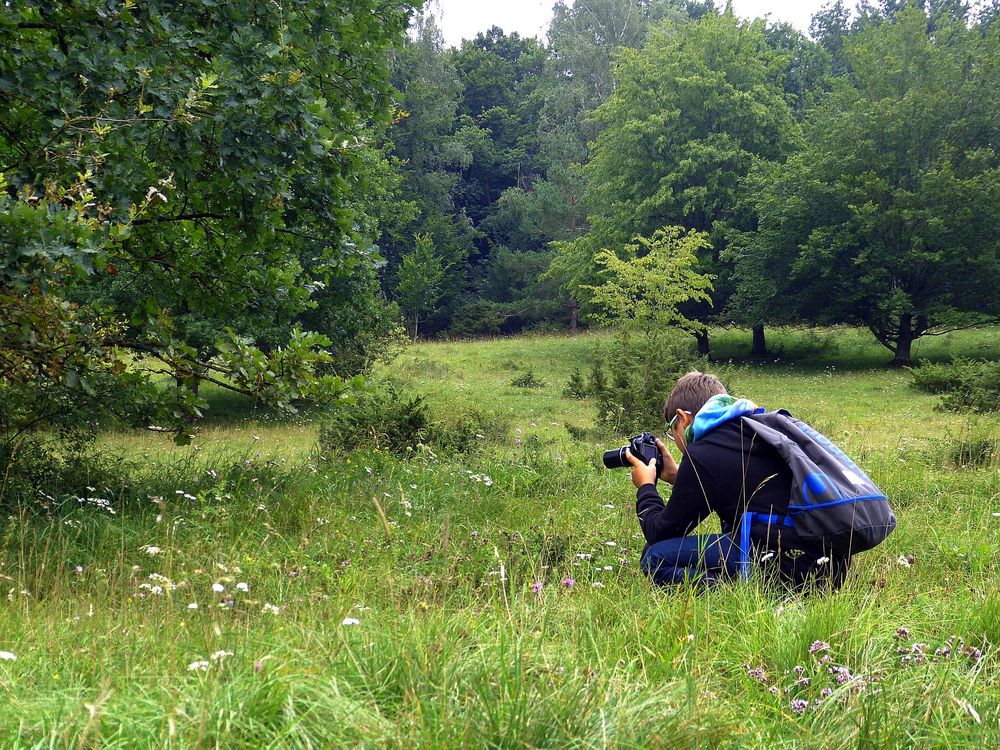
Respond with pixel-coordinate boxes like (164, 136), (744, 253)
(383, 0), (1000, 364)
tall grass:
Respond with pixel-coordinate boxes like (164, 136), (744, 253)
(1, 328), (998, 747)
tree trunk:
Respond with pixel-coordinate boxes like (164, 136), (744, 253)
(751, 324), (767, 357)
(568, 297), (579, 333)
(695, 329), (711, 357)
(412, 313), (419, 343)
(892, 313), (914, 367)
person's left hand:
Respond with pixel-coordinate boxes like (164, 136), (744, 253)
(625, 448), (658, 489)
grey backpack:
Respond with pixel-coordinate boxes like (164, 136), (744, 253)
(740, 410), (896, 560)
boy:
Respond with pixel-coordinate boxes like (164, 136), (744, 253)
(625, 371), (850, 588)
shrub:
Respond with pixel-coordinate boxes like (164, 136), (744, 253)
(910, 359), (1000, 413)
(510, 369), (545, 389)
(432, 409), (512, 451)
(562, 367), (588, 399)
(0, 430), (130, 510)
(947, 423), (998, 469)
(318, 381), (431, 456)
(588, 360), (607, 397)
(318, 381), (511, 457)
(592, 332), (700, 435)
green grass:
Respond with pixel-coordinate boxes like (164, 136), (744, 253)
(1, 327), (998, 747)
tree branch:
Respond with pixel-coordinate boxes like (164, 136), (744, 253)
(131, 212), (229, 226)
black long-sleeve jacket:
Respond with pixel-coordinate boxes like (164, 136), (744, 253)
(635, 419), (850, 586)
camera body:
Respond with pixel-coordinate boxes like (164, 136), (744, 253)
(603, 432), (663, 475)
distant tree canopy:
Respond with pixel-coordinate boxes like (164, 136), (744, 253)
(1, 0), (417, 441)
(730, 7), (1000, 364)
(548, 9), (800, 353)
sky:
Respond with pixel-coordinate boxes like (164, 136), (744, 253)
(429, 0), (830, 48)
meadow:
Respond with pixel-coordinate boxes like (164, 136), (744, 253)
(1, 327), (998, 748)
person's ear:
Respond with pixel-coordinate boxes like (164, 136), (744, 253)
(677, 409), (693, 429)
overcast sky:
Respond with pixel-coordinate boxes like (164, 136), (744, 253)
(429, 1), (830, 47)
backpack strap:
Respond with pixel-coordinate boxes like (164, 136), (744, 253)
(737, 511), (795, 580)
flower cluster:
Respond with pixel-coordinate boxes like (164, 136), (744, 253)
(897, 633), (985, 666)
(73, 491), (116, 514)
(742, 641), (875, 717)
(187, 650), (232, 672)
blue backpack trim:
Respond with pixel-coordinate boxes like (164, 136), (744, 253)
(738, 511), (795, 580)
(736, 410), (896, 573)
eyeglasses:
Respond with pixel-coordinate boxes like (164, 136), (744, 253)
(666, 411), (691, 432)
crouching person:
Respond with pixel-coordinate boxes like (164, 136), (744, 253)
(625, 372), (868, 590)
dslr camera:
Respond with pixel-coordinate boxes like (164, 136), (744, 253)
(603, 432), (663, 475)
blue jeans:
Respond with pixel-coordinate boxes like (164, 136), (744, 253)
(640, 534), (740, 586)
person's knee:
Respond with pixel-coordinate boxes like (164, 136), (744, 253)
(639, 547), (662, 578)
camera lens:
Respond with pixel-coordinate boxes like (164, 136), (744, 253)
(602, 446), (629, 469)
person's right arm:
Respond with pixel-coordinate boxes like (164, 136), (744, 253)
(634, 453), (715, 545)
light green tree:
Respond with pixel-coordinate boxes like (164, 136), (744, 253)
(585, 226), (715, 337)
(396, 234), (446, 341)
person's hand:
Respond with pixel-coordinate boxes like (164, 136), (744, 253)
(625, 448), (658, 489)
(655, 437), (679, 485)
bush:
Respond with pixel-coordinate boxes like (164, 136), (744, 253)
(910, 360), (1000, 413)
(319, 381), (431, 456)
(591, 332), (700, 435)
(432, 409), (512, 452)
(0, 430), (130, 510)
(562, 367), (588, 399)
(510, 369), (545, 389)
(949, 434), (997, 469)
(318, 381), (511, 457)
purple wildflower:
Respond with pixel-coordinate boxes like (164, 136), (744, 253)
(561, 577), (574, 588)
(894, 626), (910, 641)
(828, 665), (851, 684)
(531, 581), (543, 594)
(796, 677), (811, 687)
(793, 665), (805, 677)
(809, 640), (831, 655)
(963, 645), (983, 664)
(790, 698), (809, 716)
(743, 664), (768, 685)
(820, 688), (833, 698)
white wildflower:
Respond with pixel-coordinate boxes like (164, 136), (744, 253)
(897, 555), (912, 568)
(142, 545), (162, 556)
(187, 660), (210, 672)
(187, 602), (199, 610)
(263, 603), (280, 615)
(210, 650), (233, 661)
(236, 582), (249, 593)
(212, 583), (224, 593)
(342, 617), (361, 626)
(816, 556), (831, 565)
(0, 651), (15, 661)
